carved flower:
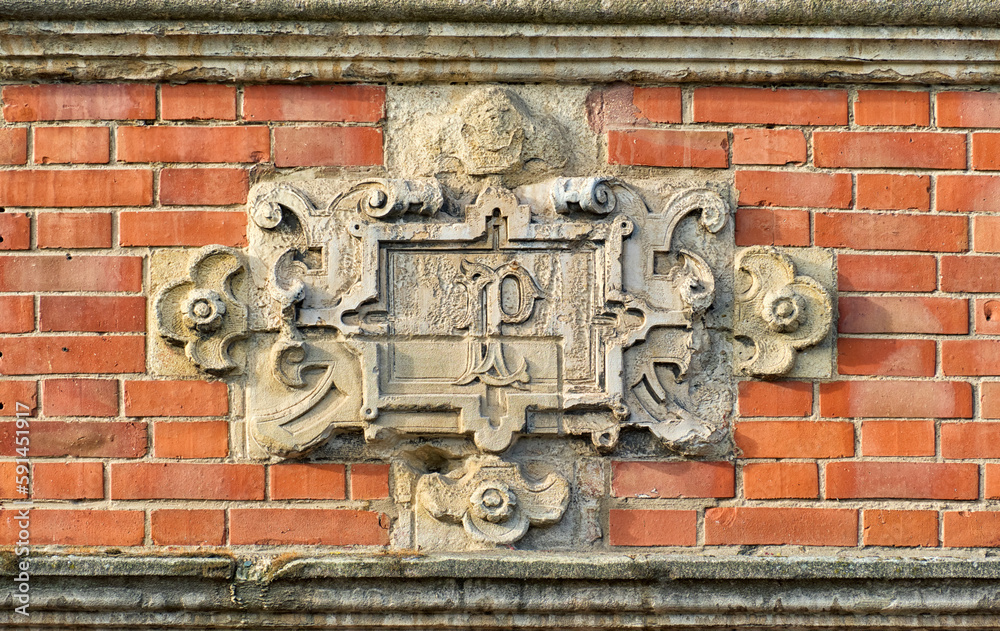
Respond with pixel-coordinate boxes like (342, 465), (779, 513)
(182, 289), (227, 334)
(762, 286), (807, 333)
(470, 482), (516, 524)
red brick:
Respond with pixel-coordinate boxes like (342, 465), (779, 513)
(971, 133), (1000, 170)
(981, 382), (1000, 419)
(608, 509), (697, 546)
(944, 511), (1000, 547)
(271, 463), (346, 500)
(631, 87), (682, 124)
(1, 84), (155, 122)
(814, 131), (964, 169)
(826, 461), (977, 500)
(693, 87), (847, 125)
(350, 463), (390, 500)
(161, 84), (237, 121)
(943, 340), (1000, 376)
(0, 169), (152, 207)
(153, 421), (229, 459)
(734, 208), (810, 247)
(608, 129), (728, 168)
(0, 381), (36, 417)
(837, 338), (936, 377)
(0, 462), (23, 499)
(0, 336), (145, 375)
(731, 128), (806, 166)
(942, 256), (1000, 292)
(975, 298), (1000, 334)
(0, 421), (146, 457)
(116, 126), (269, 163)
(820, 381), (973, 419)
(943, 423), (1000, 459)
(0, 509), (144, 546)
(737, 381), (812, 417)
(861, 420), (935, 457)
(937, 175), (1000, 212)
(742, 462), (818, 499)
(34, 126), (109, 164)
(856, 174), (930, 211)
(937, 92), (1000, 128)
(229, 508), (389, 545)
(33, 462), (103, 499)
(0, 295), (33, 333)
(986, 464), (1000, 498)
(37, 212), (112, 249)
(152, 509), (225, 546)
(734, 421), (854, 459)
(159, 168), (249, 206)
(855, 90), (930, 127)
(274, 126), (383, 167)
(612, 461), (734, 498)
(42, 378), (118, 417)
(0, 128), (27, 164)
(0, 212), (30, 250)
(111, 463), (263, 500)
(863, 510), (938, 547)
(586, 84), (641, 131)
(736, 171), (851, 209)
(243, 85), (385, 122)
(838, 296), (968, 334)
(0, 255), (142, 292)
(124, 380), (228, 417)
(814, 212), (967, 252)
(837, 254), (936, 292)
(704, 507), (857, 546)
(974, 216), (1000, 253)
(39, 295), (145, 332)
(119, 210), (246, 247)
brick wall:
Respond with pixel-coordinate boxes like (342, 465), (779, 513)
(1, 82), (999, 550)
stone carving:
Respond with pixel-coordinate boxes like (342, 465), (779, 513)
(734, 246), (833, 377)
(416, 455), (569, 544)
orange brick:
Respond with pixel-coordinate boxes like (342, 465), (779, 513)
(854, 90), (930, 126)
(693, 87), (847, 125)
(0, 382), (36, 417)
(124, 380), (228, 417)
(974, 216), (1000, 253)
(937, 92), (1000, 128)
(0, 295), (33, 333)
(937, 175), (1000, 212)
(944, 511), (1000, 547)
(704, 507), (857, 546)
(119, 210), (246, 247)
(161, 84), (237, 121)
(631, 87), (682, 124)
(975, 298), (1000, 334)
(837, 338), (936, 377)
(736, 171), (851, 209)
(743, 462), (818, 499)
(943, 423), (1000, 459)
(827, 461), (977, 500)
(42, 378), (118, 417)
(0, 509), (144, 546)
(0, 212), (30, 250)
(0, 128), (27, 164)
(734, 208), (810, 247)
(838, 296), (968, 334)
(117, 126), (269, 163)
(34, 126), (109, 164)
(863, 510), (938, 547)
(731, 128), (806, 165)
(1, 84), (155, 122)
(0, 255), (142, 292)
(39, 295), (145, 332)
(612, 461), (734, 498)
(820, 381), (973, 419)
(159, 168), (249, 206)
(985, 382), (1000, 419)
(33, 462), (103, 499)
(0, 462), (23, 499)
(856, 174), (930, 211)
(861, 420), (935, 457)
(971, 133), (1000, 170)
(243, 85), (385, 122)
(111, 463), (264, 500)
(229, 509), (389, 545)
(0, 169), (152, 207)
(815, 212), (967, 252)
(350, 463), (390, 500)
(737, 381), (812, 417)
(943, 340), (1000, 375)
(608, 509), (697, 546)
(0, 336), (145, 375)
(152, 509), (225, 546)
(734, 421), (854, 459)
(36, 212), (112, 249)
(814, 131), (964, 169)
(837, 254), (936, 292)
(942, 256), (1000, 292)
(274, 126), (383, 167)
(153, 421), (229, 458)
(986, 464), (1000, 498)
(608, 129), (728, 168)
(0, 421), (145, 457)
(271, 463), (347, 500)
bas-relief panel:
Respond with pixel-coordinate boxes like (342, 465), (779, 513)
(152, 85), (836, 549)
